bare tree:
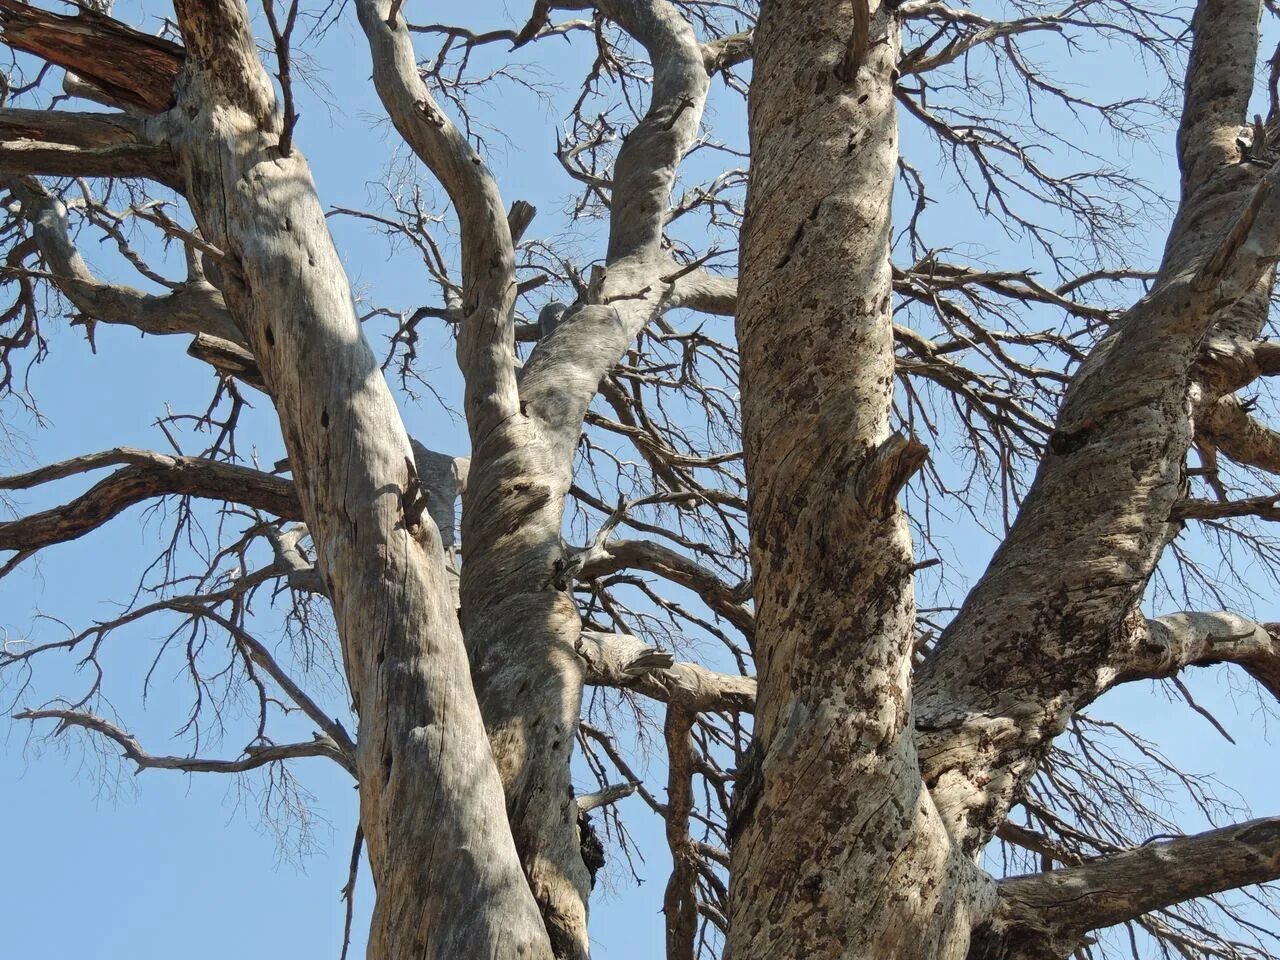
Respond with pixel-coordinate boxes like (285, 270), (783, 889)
(2, 0), (1280, 958)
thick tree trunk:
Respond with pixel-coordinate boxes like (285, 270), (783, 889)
(10, 2), (1280, 959)
(166, 4), (554, 958)
(913, 0), (1275, 856)
(725, 2), (987, 957)
(350, 4), (718, 954)
(462, 8), (716, 952)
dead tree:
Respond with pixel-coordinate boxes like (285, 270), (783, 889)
(2, 0), (1280, 958)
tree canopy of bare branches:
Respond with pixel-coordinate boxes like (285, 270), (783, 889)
(4, 1), (1280, 959)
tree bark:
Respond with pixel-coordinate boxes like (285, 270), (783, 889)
(974, 818), (1280, 959)
(8, 2), (1280, 958)
(352, 4), (593, 951)
(913, 0), (1280, 857)
(166, 3), (553, 957)
(725, 2), (987, 957)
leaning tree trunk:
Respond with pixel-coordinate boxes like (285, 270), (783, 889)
(725, 2), (988, 957)
(913, 0), (1276, 858)
(166, 4), (554, 959)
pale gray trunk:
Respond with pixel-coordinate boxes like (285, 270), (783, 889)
(351, 7), (594, 954)
(352, 3), (717, 954)
(167, 4), (554, 958)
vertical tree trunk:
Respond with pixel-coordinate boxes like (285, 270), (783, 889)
(726, 2), (987, 957)
(351, 6), (593, 953)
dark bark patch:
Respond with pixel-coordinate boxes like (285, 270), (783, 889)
(0, 2), (183, 114)
(727, 737), (763, 842)
(1047, 417), (1101, 455)
(578, 812), (606, 887)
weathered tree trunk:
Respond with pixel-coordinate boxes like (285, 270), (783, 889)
(726, 0), (1280, 956)
(725, 2), (987, 957)
(913, 0), (1276, 857)
(167, 4), (554, 958)
(352, 5), (593, 953)
(352, 4), (718, 954)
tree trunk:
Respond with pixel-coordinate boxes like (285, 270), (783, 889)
(167, 4), (554, 958)
(725, 2), (988, 957)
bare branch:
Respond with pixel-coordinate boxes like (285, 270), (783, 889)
(187, 333), (266, 389)
(1199, 394), (1280, 474)
(7, 178), (238, 340)
(0, 1), (182, 113)
(1109, 611), (1280, 703)
(576, 631), (755, 712)
(14, 708), (353, 775)
(354, 0), (520, 436)
(589, 0), (710, 260)
(578, 538), (753, 636)
(0, 448), (301, 557)
(663, 704), (698, 960)
(576, 780), (638, 813)
(985, 818), (1280, 951)
(193, 605), (357, 773)
(0, 111), (178, 184)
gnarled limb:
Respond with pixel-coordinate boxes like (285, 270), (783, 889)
(358, 1), (728, 953)
(914, 0), (1280, 857)
(977, 818), (1280, 959)
(666, 269), (737, 316)
(576, 631), (756, 712)
(353, 3), (593, 950)
(518, 0), (713, 427)
(467, 0), (719, 914)
(1199, 394), (1280, 473)
(6, 178), (239, 342)
(353, 0), (519, 440)
(187, 334), (263, 388)
(1109, 611), (1280, 702)
(0, 448), (301, 558)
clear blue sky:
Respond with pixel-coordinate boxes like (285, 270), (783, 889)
(2, 3), (1277, 959)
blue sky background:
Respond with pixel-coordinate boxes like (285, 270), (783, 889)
(2, 2), (1279, 958)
